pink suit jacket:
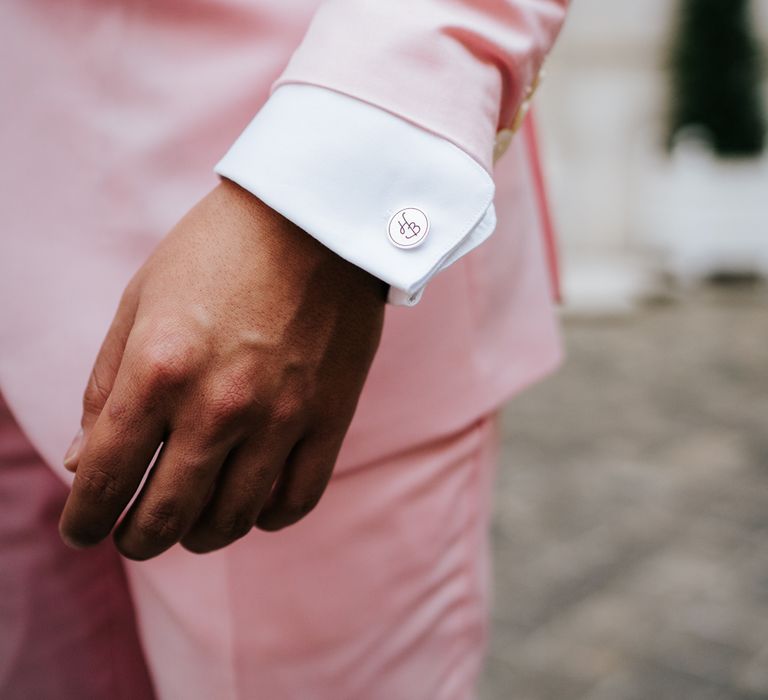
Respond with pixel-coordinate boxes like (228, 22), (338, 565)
(0, 0), (566, 480)
(0, 2), (568, 696)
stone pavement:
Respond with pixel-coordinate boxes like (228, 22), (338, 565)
(480, 284), (768, 700)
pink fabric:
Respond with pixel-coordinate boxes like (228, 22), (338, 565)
(0, 2), (565, 697)
(0, 0), (563, 482)
(125, 414), (500, 699)
(1, 383), (499, 698)
(276, 0), (569, 169)
(0, 394), (155, 700)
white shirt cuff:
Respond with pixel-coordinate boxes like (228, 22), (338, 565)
(214, 84), (497, 306)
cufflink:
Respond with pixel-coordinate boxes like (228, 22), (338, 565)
(494, 67), (546, 164)
(388, 208), (430, 249)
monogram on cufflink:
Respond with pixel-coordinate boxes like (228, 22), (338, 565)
(388, 208), (430, 249)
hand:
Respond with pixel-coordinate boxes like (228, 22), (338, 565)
(59, 180), (386, 560)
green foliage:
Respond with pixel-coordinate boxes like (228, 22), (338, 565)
(668, 0), (766, 156)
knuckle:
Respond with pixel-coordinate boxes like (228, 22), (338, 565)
(207, 511), (253, 543)
(137, 335), (198, 391)
(175, 458), (213, 485)
(76, 465), (122, 505)
(134, 500), (185, 545)
(268, 395), (304, 430)
(203, 384), (253, 432)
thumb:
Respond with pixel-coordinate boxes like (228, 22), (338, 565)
(64, 281), (140, 471)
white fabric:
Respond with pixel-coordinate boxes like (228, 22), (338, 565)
(215, 85), (497, 306)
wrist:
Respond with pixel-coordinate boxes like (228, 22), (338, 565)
(218, 178), (388, 308)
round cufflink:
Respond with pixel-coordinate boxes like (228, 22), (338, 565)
(388, 208), (430, 249)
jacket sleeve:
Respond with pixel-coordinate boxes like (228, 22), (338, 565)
(215, 0), (569, 305)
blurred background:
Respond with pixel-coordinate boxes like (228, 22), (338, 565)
(481, 0), (768, 697)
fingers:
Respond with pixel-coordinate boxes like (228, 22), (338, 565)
(60, 322), (194, 547)
(179, 433), (292, 554)
(256, 431), (341, 532)
(64, 281), (140, 472)
(59, 385), (166, 549)
(114, 429), (232, 560)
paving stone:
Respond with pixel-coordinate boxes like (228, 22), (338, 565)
(480, 284), (768, 700)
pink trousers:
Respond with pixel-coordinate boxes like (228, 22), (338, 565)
(0, 393), (499, 699)
(0, 394), (155, 699)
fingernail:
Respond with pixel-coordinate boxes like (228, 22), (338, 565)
(63, 429), (84, 470)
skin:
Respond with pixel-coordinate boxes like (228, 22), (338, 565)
(58, 179), (386, 560)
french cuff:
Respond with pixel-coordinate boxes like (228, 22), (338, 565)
(214, 84), (496, 306)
